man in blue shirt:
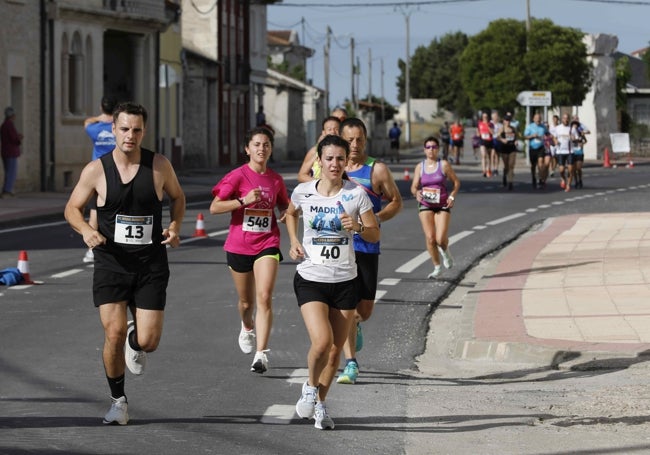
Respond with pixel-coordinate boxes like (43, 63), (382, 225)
(524, 113), (548, 189)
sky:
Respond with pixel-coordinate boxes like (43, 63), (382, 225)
(267, 0), (650, 108)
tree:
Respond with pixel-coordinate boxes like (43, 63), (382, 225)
(459, 19), (527, 113)
(397, 32), (472, 118)
(459, 18), (592, 112)
(523, 19), (592, 107)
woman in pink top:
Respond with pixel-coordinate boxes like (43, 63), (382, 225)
(210, 127), (289, 374)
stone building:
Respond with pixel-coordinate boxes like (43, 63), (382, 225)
(0, 0), (177, 192)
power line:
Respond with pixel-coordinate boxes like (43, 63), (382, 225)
(274, 0), (484, 6)
(189, 0), (217, 15)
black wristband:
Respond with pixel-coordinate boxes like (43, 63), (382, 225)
(237, 198), (244, 206)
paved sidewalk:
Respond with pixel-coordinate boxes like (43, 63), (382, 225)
(420, 212), (650, 372)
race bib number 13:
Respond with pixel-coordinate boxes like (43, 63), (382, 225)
(114, 214), (153, 245)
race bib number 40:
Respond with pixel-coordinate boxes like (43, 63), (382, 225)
(309, 236), (350, 265)
(114, 214), (153, 245)
(242, 208), (272, 233)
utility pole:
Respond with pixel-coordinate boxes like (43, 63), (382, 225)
(368, 48), (372, 103)
(350, 36), (355, 112)
(526, 0), (531, 51)
(396, 4), (416, 147)
(381, 58), (385, 122)
(356, 56), (360, 111)
(324, 26), (331, 111)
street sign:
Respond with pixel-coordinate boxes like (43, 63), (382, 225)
(610, 133), (630, 153)
(516, 91), (552, 107)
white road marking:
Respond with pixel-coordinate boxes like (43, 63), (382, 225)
(287, 368), (309, 384)
(375, 290), (387, 301)
(180, 229), (229, 244)
(51, 269), (84, 279)
(261, 405), (295, 425)
(395, 231), (472, 274)
(485, 213), (526, 226)
(379, 278), (400, 286)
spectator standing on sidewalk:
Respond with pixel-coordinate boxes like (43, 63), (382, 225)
(81, 95), (117, 263)
(410, 136), (460, 278)
(336, 117), (402, 385)
(210, 126), (289, 374)
(1, 107), (23, 197)
(64, 102), (186, 425)
(286, 134), (379, 430)
(524, 112), (548, 189)
(388, 121), (402, 163)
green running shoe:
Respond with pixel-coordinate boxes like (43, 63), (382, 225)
(336, 360), (359, 384)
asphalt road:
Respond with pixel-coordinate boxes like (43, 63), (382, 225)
(1, 160), (649, 454)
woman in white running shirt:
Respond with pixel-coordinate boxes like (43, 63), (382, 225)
(285, 134), (379, 430)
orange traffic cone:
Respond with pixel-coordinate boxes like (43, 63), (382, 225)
(603, 147), (611, 168)
(193, 213), (208, 237)
(17, 250), (35, 285)
(403, 169), (410, 181)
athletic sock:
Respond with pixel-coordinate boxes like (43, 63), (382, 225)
(128, 329), (142, 351)
(107, 374), (126, 399)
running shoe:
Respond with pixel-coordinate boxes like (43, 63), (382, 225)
(83, 249), (94, 263)
(238, 323), (256, 354)
(296, 381), (318, 419)
(251, 350), (269, 374)
(355, 322), (363, 353)
(125, 321), (146, 375)
(560, 179), (566, 189)
(438, 246), (454, 269)
(103, 396), (129, 425)
(427, 266), (442, 279)
(314, 402), (335, 430)
(336, 360), (359, 384)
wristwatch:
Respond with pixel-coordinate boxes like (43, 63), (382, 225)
(448, 195), (455, 201)
(355, 224), (365, 234)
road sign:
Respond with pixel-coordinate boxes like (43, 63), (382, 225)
(610, 133), (630, 153)
(516, 91), (552, 107)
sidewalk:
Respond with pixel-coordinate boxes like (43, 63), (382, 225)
(3, 159), (650, 370)
(418, 212), (650, 374)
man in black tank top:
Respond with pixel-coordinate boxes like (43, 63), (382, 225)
(64, 102), (186, 425)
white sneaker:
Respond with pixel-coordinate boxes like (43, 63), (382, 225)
(238, 323), (256, 354)
(102, 396), (129, 425)
(314, 402), (335, 430)
(295, 381), (318, 419)
(83, 249), (94, 263)
(125, 321), (146, 375)
(438, 246), (454, 269)
(427, 265), (442, 279)
(251, 350), (269, 374)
